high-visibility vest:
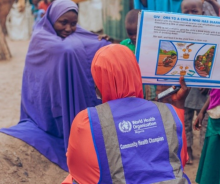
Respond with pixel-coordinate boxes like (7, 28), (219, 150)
(88, 97), (190, 184)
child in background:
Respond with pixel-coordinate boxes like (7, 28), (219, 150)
(184, 88), (209, 164)
(31, 0), (39, 20)
(181, 0), (211, 165)
(121, 9), (157, 100)
(33, 9), (45, 28)
(120, 9), (139, 54)
(193, 89), (220, 184)
(38, 0), (50, 12)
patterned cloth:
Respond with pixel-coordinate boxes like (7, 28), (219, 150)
(144, 84), (157, 101)
(203, 1), (217, 16)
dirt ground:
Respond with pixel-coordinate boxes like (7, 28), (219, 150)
(0, 39), (202, 183)
(156, 54), (177, 75)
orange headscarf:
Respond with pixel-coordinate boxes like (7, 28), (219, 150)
(91, 44), (144, 103)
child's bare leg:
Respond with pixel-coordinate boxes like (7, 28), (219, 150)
(187, 147), (193, 164)
(185, 107), (194, 164)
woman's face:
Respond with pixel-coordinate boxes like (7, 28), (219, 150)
(53, 10), (78, 38)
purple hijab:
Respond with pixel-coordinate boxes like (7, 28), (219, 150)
(0, 0), (109, 171)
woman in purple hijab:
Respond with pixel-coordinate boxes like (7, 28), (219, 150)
(0, 0), (109, 171)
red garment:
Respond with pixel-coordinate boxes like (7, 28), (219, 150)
(63, 107), (188, 184)
(172, 107), (188, 167)
(62, 45), (188, 184)
(38, 1), (50, 12)
(91, 44), (144, 103)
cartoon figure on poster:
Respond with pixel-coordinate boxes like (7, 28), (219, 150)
(162, 53), (177, 67)
(156, 41), (177, 75)
(194, 46), (215, 77)
(156, 41), (216, 78)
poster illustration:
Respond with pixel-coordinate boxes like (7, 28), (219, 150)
(136, 11), (220, 88)
(156, 41), (216, 78)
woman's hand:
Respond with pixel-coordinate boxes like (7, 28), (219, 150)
(193, 112), (204, 131)
(171, 76), (189, 109)
(98, 34), (113, 42)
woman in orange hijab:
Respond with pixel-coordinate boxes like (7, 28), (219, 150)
(63, 44), (189, 184)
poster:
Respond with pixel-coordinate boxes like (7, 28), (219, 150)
(136, 11), (220, 88)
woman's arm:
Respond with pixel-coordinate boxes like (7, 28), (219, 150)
(66, 109), (99, 184)
(171, 77), (189, 109)
(186, 43), (194, 49)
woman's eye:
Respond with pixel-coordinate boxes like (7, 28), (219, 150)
(71, 22), (76, 26)
(60, 21), (67, 25)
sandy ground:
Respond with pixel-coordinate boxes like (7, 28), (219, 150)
(0, 39), (202, 183)
(185, 128), (201, 184)
(0, 39), (26, 129)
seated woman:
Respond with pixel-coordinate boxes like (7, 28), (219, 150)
(63, 45), (189, 184)
(0, 0), (108, 171)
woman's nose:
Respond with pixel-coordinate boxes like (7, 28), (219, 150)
(65, 24), (71, 32)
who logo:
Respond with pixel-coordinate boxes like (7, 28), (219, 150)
(118, 120), (132, 133)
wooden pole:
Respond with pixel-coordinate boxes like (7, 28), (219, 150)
(0, 0), (15, 34)
(0, 24), (11, 60)
(0, 0), (14, 60)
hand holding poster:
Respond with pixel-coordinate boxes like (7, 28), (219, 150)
(136, 11), (220, 88)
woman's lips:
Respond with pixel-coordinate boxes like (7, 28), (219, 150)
(61, 32), (71, 38)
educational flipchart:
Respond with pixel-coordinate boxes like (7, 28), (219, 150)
(136, 11), (220, 88)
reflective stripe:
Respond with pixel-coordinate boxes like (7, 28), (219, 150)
(96, 103), (126, 184)
(153, 178), (188, 184)
(96, 101), (188, 184)
(152, 102), (188, 184)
